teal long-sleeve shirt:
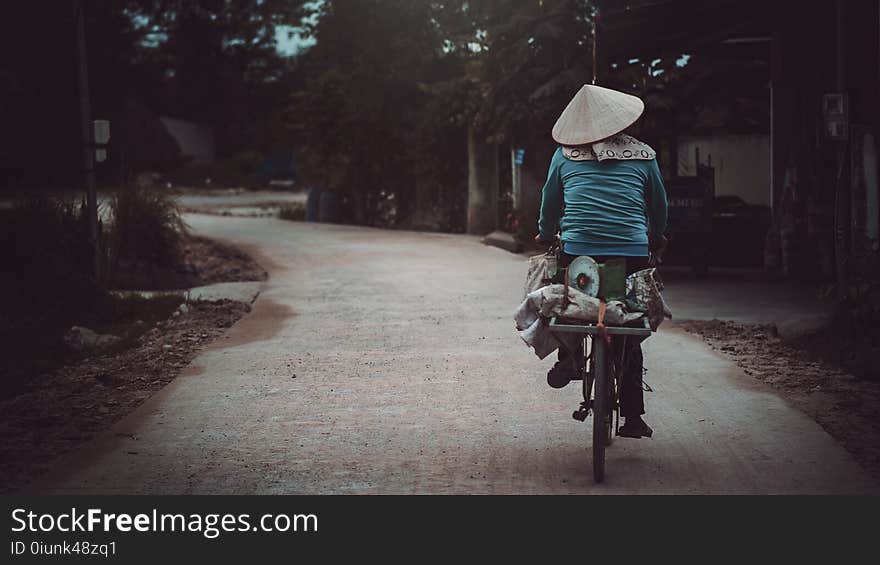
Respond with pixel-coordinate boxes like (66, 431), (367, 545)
(538, 147), (668, 257)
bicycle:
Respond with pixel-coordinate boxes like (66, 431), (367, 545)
(548, 317), (653, 483)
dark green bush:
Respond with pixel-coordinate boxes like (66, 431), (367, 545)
(0, 197), (111, 396)
(278, 203), (305, 221)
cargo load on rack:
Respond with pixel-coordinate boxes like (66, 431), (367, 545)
(514, 267), (671, 359)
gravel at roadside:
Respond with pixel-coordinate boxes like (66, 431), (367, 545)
(0, 300), (251, 493)
(679, 319), (880, 482)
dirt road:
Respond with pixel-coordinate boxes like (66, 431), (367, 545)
(34, 215), (879, 494)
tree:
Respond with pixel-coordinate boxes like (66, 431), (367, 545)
(126, 0), (309, 157)
(285, 0), (601, 229)
(0, 1), (311, 189)
(438, 0), (596, 146)
(287, 0), (463, 226)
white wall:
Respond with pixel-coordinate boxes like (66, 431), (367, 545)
(159, 117), (216, 165)
(677, 134), (771, 206)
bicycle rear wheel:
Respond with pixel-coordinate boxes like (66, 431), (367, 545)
(592, 337), (608, 483)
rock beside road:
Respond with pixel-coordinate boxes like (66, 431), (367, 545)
(62, 326), (121, 354)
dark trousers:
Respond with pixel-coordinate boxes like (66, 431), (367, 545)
(558, 253), (649, 418)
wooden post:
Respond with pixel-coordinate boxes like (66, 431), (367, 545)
(592, 9), (600, 85)
(74, 0), (100, 279)
(833, 0), (848, 299)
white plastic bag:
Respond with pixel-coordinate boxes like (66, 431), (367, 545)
(524, 252), (558, 299)
(514, 284), (644, 359)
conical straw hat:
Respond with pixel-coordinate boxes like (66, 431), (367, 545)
(552, 84), (645, 145)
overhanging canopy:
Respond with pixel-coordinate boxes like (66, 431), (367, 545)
(596, 0), (785, 61)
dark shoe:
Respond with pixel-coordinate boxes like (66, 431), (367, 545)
(547, 361), (578, 389)
(617, 417), (653, 438)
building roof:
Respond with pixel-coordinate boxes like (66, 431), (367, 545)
(596, 0), (781, 61)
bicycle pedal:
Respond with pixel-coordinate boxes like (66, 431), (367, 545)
(572, 407), (590, 422)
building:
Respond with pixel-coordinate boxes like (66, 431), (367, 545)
(159, 117), (216, 165)
(597, 0), (879, 281)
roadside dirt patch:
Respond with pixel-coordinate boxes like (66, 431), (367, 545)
(110, 235), (268, 290)
(679, 319), (880, 481)
(0, 300), (251, 493)
(182, 236), (268, 285)
(220, 298), (293, 348)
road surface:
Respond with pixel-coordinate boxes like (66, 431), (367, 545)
(35, 215), (879, 494)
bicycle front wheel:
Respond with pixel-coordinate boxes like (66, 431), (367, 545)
(592, 336), (608, 483)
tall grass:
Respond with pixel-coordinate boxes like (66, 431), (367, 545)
(108, 186), (187, 274)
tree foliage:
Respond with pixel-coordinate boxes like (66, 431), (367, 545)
(285, 0), (599, 227)
(5, 0), (676, 230)
(286, 0), (469, 226)
(0, 0), (309, 188)
(126, 0), (309, 153)
(465, 0), (596, 145)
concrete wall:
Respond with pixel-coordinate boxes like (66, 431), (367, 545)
(159, 117), (216, 165)
(677, 134), (771, 206)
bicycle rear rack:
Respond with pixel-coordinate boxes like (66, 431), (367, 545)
(547, 317), (653, 338)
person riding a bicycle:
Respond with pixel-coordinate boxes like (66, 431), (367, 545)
(535, 84), (668, 439)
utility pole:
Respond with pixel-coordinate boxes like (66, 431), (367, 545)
(592, 7), (600, 85)
(833, 0), (848, 300)
(74, 0), (101, 279)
